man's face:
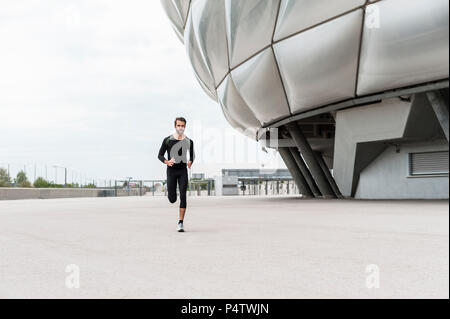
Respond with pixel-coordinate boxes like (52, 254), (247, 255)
(175, 120), (186, 135)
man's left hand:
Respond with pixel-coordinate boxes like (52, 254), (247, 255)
(187, 161), (193, 169)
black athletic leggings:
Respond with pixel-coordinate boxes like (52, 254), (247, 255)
(166, 166), (188, 208)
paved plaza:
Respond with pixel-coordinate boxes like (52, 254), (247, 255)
(0, 195), (448, 298)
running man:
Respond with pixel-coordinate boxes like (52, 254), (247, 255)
(158, 117), (195, 232)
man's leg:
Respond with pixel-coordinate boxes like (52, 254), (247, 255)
(179, 208), (186, 221)
(178, 168), (188, 221)
(167, 168), (177, 204)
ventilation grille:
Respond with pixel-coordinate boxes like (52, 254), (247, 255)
(409, 151), (449, 176)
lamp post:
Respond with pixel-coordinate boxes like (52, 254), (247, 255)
(53, 165), (57, 184)
(53, 165), (67, 187)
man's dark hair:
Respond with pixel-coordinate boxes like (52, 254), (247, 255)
(174, 117), (187, 126)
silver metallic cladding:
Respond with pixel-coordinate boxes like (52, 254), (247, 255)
(274, 0), (366, 41)
(184, 6), (217, 99)
(225, 0), (280, 69)
(357, 0), (450, 95)
(161, 0), (450, 140)
(160, 0), (190, 40)
(191, 0), (229, 87)
(217, 75), (261, 131)
(231, 47), (291, 126)
(274, 10), (363, 114)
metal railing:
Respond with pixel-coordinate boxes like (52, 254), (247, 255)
(112, 179), (216, 197)
(111, 178), (299, 197)
(238, 178), (300, 196)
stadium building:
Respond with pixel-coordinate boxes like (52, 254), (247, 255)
(161, 0), (449, 199)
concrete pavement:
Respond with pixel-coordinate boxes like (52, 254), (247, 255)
(0, 195), (448, 298)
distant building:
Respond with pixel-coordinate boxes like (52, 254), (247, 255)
(191, 173), (205, 180)
(215, 169), (294, 196)
(223, 169), (291, 180)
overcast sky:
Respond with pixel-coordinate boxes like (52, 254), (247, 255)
(0, 0), (284, 185)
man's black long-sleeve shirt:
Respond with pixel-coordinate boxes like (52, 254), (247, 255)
(158, 135), (195, 169)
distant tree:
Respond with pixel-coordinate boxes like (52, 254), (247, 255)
(48, 183), (64, 188)
(84, 183), (96, 188)
(15, 170), (32, 188)
(0, 168), (12, 187)
(33, 177), (50, 188)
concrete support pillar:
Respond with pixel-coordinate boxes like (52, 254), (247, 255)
(427, 90), (449, 141)
(278, 147), (313, 198)
(289, 147), (322, 197)
(286, 122), (336, 198)
(314, 152), (343, 198)
(334, 98), (413, 196)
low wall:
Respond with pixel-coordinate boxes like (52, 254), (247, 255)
(115, 189), (143, 197)
(0, 188), (116, 201)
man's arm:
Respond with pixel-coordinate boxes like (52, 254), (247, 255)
(189, 139), (195, 163)
(158, 137), (168, 164)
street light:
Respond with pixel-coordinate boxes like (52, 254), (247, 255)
(53, 165), (67, 186)
(52, 165), (58, 184)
